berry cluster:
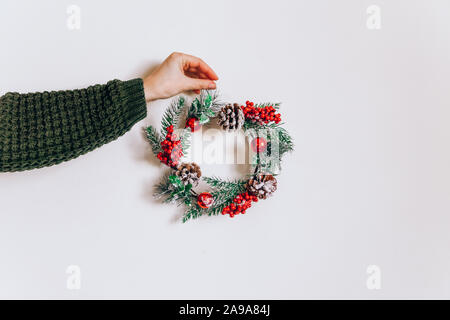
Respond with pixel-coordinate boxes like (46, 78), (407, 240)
(242, 101), (281, 125)
(222, 192), (258, 218)
(185, 117), (201, 132)
(157, 125), (183, 168)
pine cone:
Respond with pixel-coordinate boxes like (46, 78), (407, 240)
(175, 162), (202, 186)
(246, 174), (277, 199)
(218, 103), (245, 131)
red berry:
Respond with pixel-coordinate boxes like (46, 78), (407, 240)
(185, 117), (202, 132)
(242, 102), (281, 126)
(158, 125), (184, 168)
(222, 191), (260, 218)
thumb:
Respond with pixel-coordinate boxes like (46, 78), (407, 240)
(184, 78), (216, 91)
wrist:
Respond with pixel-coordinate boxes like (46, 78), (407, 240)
(143, 77), (157, 102)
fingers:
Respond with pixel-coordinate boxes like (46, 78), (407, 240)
(185, 70), (209, 80)
(165, 52), (219, 95)
(184, 78), (217, 91)
(181, 54), (219, 80)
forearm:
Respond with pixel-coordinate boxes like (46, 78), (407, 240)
(0, 52), (218, 172)
(0, 78), (147, 172)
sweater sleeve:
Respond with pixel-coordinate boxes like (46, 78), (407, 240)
(0, 78), (147, 172)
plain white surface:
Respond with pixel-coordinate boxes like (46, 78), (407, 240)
(1, 0), (450, 299)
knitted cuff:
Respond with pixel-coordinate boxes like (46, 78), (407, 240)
(120, 78), (147, 129)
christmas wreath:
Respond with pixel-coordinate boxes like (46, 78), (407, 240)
(145, 91), (294, 222)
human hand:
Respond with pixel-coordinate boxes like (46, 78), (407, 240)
(143, 52), (219, 102)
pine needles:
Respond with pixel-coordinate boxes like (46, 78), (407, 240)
(187, 90), (223, 123)
(144, 95), (186, 156)
(182, 177), (247, 223)
(145, 126), (163, 156)
(161, 96), (185, 137)
(180, 128), (191, 154)
(277, 126), (294, 158)
(254, 102), (281, 109)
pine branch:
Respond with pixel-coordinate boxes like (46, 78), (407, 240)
(252, 127), (294, 173)
(182, 190), (241, 222)
(243, 122), (293, 159)
(247, 125), (293, 174)
(153, 170), (173, 199)
(144, 125), (163, 156)
(182, 207), (202, 223)
(187, 90), (222, 122)
(254, 102), (281, 109)
(170, 193), (196, 207)
(181, 177), (248, 222)
(202, 90), (224, 113)
(180, 128), (191, 156)
(277, 127), (294, 158)
(202, 176), (247, 190)
(155, 172), (197, 209)
(202, 177), (247, 216)
(243, 121), (281, 131)
(160, 96), (186, 137)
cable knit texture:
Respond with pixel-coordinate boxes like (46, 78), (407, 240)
(0, 78), (147, 172)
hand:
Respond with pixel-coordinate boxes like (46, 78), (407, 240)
(143, 52), (219, 102)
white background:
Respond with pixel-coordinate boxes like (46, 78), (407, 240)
(1, 0), (450, 299)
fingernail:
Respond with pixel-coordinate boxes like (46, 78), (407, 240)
(208, 82), (216, 89)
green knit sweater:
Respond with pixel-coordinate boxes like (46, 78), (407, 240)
(0, 78), (147, 172)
